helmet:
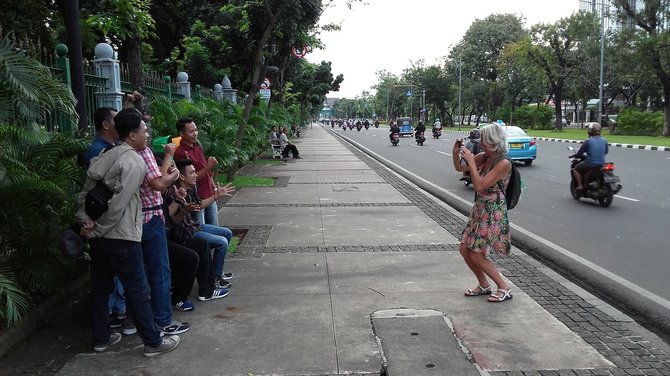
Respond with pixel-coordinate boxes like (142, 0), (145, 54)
(586, 122), (601, 136)
(435, 118), (440, 122)
(469, 129), (481, 140)
(418, 120), (424, 126)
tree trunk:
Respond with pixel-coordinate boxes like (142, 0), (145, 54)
(125, 36), (144, 94)
(61, 0), (88, 131)
(553, 84), (563, 131)
(228, 3), (287, 182)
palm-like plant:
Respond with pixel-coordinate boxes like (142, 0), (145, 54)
(0, 34), (85, 326)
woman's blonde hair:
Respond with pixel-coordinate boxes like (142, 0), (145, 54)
(479, 124), (508, 154)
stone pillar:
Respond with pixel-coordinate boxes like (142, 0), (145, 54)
(176, 72), (191, 100)
(221, 75), (238, 104)
(93, 43), (123, 111)
(213, 83), (223, 101)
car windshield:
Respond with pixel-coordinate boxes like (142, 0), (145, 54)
(505, 126), (528, 138)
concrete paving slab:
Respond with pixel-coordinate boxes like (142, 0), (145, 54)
(57, 295), (339, 376)
(228, 185), (319, 205)
(373, 315), (480, 376)
(315, 161), (369, 170)
(227, 254), (330, 295)
(220, 207), (326, 246)
(321, 206), (458, 245)
(323, 252), (613, 372)
(318, 183), (410, 204)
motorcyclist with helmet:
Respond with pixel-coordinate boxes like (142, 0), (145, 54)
(389, 119), (400, 141)
(415, 120), (426, 141)
(572, 122), (608, 192)
(460, 129), (483, 182)
(432, 118), (442, 132)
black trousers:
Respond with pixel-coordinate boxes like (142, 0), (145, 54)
(167, 236), (215, 303)
(282, 144), (299, 158)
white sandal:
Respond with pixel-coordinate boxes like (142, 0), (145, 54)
(464, 284), (492, 296)
(487, 288), (513, 303)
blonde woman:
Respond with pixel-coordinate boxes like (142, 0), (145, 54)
(452, 124), (513, 302)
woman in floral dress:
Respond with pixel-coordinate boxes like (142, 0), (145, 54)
(452, 124), (513, 302)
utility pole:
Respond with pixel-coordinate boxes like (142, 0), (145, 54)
(598, 0), (606, 124)
(456, 60), (464, 131)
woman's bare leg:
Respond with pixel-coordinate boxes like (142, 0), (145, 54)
(459, 244), (489, 289)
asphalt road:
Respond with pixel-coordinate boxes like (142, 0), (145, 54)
(328, 125), (670, 306)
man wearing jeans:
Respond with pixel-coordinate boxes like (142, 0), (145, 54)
(136, 134), (190, 335)
(174, 159), (236, 292)
(77, 108), (179, 357)
(174, 118), (220, 226)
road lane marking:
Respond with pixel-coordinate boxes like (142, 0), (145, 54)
(615, 195), (640, 202)
(331, 130), (670, 312)
(436, 151), (452, 156)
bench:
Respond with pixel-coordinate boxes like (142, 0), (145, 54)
(270, 141), (284, 159)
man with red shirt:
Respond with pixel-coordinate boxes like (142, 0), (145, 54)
(174, 118), (221, 226)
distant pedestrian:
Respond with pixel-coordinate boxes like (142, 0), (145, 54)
(279, 127), (301, 159)
(451, 123), (513, 303)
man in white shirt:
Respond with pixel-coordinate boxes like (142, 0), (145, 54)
(279, 127), (301, 159)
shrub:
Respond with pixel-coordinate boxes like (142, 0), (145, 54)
(513, 104), (553, 129)
(616, 108), (663, 136)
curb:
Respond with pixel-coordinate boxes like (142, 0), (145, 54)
(442, 129), (670, 151)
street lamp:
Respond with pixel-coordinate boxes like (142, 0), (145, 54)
(456, 60), (464, 131)
(598, 0), (605, 125)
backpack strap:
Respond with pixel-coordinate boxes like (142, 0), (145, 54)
(484, 154), (509, 195)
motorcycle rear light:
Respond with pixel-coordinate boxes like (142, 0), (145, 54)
(529, 140), (536, 146)
(603, 163), (615, 171)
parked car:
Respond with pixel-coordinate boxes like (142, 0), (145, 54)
(505, 126), (537, 165)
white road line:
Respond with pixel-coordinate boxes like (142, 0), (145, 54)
(436, 151), (452, 156)
(615, 195), (640, 202)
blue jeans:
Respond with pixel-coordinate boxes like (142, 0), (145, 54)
(195, 224), (232, 277)
(108, 276), (125, 315)
(196, 200), (219, 226)
(141, 216), (172, 327)
(91, 238), (161, 347)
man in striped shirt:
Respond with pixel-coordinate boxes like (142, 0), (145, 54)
(136, 138), (190, 336)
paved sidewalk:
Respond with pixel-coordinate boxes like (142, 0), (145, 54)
(2, 125), (670, 375)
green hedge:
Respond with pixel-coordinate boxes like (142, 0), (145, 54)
(513, 104), (553, 129)
(617, 108), (664, 136)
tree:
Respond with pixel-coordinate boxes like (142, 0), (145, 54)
(523, 12), (596, 131)
(613, 0), (670, 136)
(449, 13), (527, 114)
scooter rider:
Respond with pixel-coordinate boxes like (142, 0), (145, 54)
(433, 118), (442, 132)
(415, 120), (426, 140)
(389, 120), (400, 141)
(460, 129), (483, 181)
(572, 122), (608, 192)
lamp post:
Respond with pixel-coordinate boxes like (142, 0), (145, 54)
(456, 60), (464, 131)
(598, 0), (606, 125)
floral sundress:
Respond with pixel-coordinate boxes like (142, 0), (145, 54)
(461, 160), (511, 256)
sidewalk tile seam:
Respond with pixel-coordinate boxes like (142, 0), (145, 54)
(331, 130), (670, 375)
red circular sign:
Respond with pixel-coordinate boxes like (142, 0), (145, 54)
(291, 45), (308, 58)
(260, 77), (271, 89)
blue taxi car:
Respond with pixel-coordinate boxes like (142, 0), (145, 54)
(505, 126), (536, 165)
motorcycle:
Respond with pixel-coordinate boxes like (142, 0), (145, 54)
(391, 133), (400, 146)
(432, 128), (442, 139)
(568, 146), (622, 207)
(356, 124), (362, 132)
(364, 123), (369, 130)
(415, 132), (425, 146)
(374, 121), (379, 128)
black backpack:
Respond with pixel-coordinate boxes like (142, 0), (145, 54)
(489, 155), (522, 210)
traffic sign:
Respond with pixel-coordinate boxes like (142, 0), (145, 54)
(259, 89), (271, 99)
(260, 78), (271, 89)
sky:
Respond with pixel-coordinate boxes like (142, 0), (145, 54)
(307, 0), (578, 98)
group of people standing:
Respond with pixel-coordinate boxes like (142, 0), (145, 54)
(79, 107), (237, 357)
